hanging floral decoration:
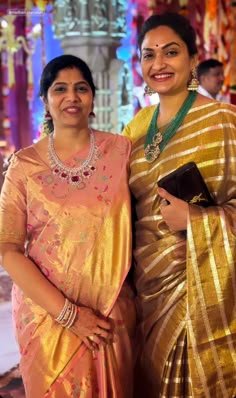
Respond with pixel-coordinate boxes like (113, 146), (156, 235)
(217, 0), (232, 99)
(1, 80), (14, 151)
(230, 2), (236, 91)
(204, 0), (218, 57)
(148, 0), (176, 15)
(192, 1), (205, 62)
(178, 0), (188, 17)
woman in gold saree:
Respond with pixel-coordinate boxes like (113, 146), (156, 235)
(123, 12), (236, 398)
(0, 55), (136, 397)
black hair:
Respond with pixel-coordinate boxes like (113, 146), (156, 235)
(39, 54), (96, 99)
(138, 12), (197, 57)
(197, 59), (224, 79)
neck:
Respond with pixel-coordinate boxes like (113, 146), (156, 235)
(144, 90), (197, 162)
(158, 91), (190, 124)
(52, 127), (91, 151)
(210, 93), (217, 99)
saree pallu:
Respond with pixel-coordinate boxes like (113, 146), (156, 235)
(123, 102), (236, 397)
(0, 131), (136, 398)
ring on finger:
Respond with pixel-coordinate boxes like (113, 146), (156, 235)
(161, 199), (168, 206)
(88, 335), (94, 341)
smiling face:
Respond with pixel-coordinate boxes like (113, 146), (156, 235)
(44, 67), (94, 130)
(140, 25), (196, 96)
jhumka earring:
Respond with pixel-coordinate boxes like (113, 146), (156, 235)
(144, 84), (156, 96)
(41, 110), (53, 137)
(89, 111), (96, 117)
(44, 110), (52, 120)
(188, 67), (199, 91)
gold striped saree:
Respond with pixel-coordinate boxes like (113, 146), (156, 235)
(123, 101), (236, 397)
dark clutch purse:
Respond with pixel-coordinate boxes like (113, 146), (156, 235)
(157, 162), (214, 207)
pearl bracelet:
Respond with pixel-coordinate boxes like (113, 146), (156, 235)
(55, 298), (79, 329)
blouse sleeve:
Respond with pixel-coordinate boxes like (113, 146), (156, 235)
(121, 105), (156, 142)
(0, 153), (27, 245)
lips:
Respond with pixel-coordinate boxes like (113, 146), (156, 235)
(63, 106), (80, 113)
(151, 73), (173, 80)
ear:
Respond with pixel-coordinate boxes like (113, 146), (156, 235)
(40, 96), (48, 106)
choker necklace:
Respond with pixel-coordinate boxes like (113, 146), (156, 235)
(48, 129), (98, 186)
(144, 91), (197, 163)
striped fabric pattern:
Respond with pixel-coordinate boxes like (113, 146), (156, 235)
(123, 101), (236, 397)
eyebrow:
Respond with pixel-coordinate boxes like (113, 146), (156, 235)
(54, 80), (87, 84)
(51, 81), (88, 86)
(142, 41), (181, 52)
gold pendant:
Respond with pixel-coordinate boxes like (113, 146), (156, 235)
(144, 132), (162, 163)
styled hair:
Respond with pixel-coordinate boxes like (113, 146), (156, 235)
(39, 54), (96, 99)
(138, 12), (197, 56)
(197, 59), (224, 79)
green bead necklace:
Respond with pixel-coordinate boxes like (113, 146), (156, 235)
(144, 91), (197, 163)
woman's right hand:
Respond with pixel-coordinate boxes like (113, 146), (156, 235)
(69, 306), (113, 350)
(0, 244), (111, 352)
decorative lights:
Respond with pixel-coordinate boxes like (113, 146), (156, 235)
(0, 14), (41, 87)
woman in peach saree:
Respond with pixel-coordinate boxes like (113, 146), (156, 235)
(0, 55), (136, 398)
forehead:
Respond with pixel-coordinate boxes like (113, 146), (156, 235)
(141, 25), (186, 49)
(207, 66), (224, 76)
(53, 67), (84, 82)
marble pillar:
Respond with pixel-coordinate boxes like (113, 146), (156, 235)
(52, 0), (133, 133)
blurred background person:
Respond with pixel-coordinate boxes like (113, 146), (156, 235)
(197, 58), (228, 101)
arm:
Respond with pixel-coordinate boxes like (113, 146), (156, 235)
(0, 153), (111, 349)
(0, 243), (111, 348)
(0, 242), (65, 318)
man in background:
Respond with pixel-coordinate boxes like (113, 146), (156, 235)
(197, 59), (227, 101)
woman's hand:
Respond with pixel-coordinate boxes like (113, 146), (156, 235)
(1, 245), (112, 352)
(69, 306), (112, 350)
(158, 187), (189, 231)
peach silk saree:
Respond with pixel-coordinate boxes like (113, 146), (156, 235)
(0, 131), (136, 398)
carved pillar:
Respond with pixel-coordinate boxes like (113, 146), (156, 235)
(52, 0), (133, 133)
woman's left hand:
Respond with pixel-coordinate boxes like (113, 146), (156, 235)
(158, 187), (189, 231)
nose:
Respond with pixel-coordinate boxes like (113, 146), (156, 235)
(218, 72), (224, 82)
(152, 53), (166, 70)
(66, 87), (80, 102)
(217, 78), (224, 87)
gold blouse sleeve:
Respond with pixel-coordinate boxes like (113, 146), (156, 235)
(0, 153), (27, 245)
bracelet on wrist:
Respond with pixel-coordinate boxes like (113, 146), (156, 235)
(55, 298), (79, 329)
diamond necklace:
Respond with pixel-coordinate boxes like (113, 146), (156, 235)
(48, 128), (98, 185)
(144, 91), (197, 162)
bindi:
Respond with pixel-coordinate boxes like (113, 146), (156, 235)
(155, 44), (159, 47)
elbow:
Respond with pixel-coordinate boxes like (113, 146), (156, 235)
(0, 243), (6, 263)
(0, 243), (24, 265)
